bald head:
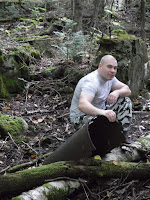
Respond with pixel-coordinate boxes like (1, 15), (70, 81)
(100, 55), (117, 66)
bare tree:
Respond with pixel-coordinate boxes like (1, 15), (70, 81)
(71, 0), (83, 31)
(91, 0), (105, 28)
(140, 0), (146, 39)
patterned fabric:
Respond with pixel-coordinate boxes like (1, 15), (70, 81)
(72, 97), (132, 134)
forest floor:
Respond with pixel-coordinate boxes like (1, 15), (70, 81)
(0, 58), (150, 199)
(0, 6), (150, 199)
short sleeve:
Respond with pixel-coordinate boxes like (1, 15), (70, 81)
(81, 81), (97, 97)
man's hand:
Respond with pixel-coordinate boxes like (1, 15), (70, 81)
(102, 110), (116, 122)
(107, 91), (119, 104)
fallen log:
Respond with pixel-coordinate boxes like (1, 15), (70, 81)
(12, 179), (81, 200)
(1, 159), (150, 198)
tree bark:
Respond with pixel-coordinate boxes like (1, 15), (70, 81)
(1, 159), (150, 198)
(140, 0), (145, 39)
(72, 0), (83, 31)
(91, 0), (105, 27)
(14, 179), (81, 200)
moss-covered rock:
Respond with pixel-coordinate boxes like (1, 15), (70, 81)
(0, 113), (28, 138)
(0, 43), (41, 97)
(64, 66), (84, 86)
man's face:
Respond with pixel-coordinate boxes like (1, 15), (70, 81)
(99, 59), (117, 81)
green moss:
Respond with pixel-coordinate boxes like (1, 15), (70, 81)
(43, 183), (52, 187)
(111, 29), (128, 35)
(4, 78), (24, 93)
(0, 54), (4, 64)
(11, 197), (21, 200)
(103, 34), (138, 40)
(44, 186), (68, 200)
(15, 137), (29, 143)
(7, 43), (40, 62)
(0, 75), (9, 98)
(0, 114), (25, 138)
(64, 67), (84, 85)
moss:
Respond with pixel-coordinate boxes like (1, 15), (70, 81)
(64, 67), (84, 86)
(7, 43), (40, 63)
(103, 34), (138, 40)
(0, 114), (25, 138)
(4, 78), (24, 94)
(15, 137), (29, 143)
(111, 29), (128, 35)
(44, 186), (68, 200)
(11, 197), (21, 200)
(0, 75), (9, 98)
(13, 35), (49, 42)
(0, 54), (4, 64)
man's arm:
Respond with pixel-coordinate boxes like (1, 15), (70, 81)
(78, 94), (116, 122)
(107, 81), (131, 104)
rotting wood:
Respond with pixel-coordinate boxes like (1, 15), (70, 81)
(1, 159), (150, 198)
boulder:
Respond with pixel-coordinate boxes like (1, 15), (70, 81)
(0, 43), (40, 98)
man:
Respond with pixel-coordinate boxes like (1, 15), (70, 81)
(70, 55), (132, 136)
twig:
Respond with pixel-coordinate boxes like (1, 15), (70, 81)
(81, 181), (90, 200)
(0, 166), (11, 175)
(22, 141), (38, 155)
(8, 132), (20, 149)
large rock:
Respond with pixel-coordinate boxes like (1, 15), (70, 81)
(0, 43), (40, 98)
(95, 34), (150, 97)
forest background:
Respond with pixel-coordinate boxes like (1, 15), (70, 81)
(0, 0), (150, 199)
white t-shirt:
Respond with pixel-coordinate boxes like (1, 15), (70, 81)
(70, 70), (119, 122)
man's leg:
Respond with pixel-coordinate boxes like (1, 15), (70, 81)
(107, 97), (132, 135)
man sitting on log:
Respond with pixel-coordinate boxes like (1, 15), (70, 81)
(70, 55), (132, 138)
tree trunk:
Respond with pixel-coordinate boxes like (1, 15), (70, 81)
(140, 0), (145, 39)
(1, 159), (150, 198)
(72, 0), (83, 31)
(91, 0), (105, 27)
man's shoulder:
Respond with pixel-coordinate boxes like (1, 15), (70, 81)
(83, 70), (98, 81)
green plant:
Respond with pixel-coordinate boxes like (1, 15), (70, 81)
(52, 18), (90, 61)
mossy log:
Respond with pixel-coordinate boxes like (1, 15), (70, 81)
(12, 179), (81, 200)
(1, 159), (150, 198)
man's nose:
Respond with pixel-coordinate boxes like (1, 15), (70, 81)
(111, 68), (116, 73)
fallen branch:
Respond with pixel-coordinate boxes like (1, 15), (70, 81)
(13, 179), (82, 200)
(1, 159), (150, 198)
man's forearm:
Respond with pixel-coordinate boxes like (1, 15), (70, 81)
(118, 85), (131, 97)
(78, 100), (104, 116)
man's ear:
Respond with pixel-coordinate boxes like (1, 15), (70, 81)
(99, 63), (102, 68)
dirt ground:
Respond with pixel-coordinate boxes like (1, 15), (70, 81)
(0, 63), (150, 199)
